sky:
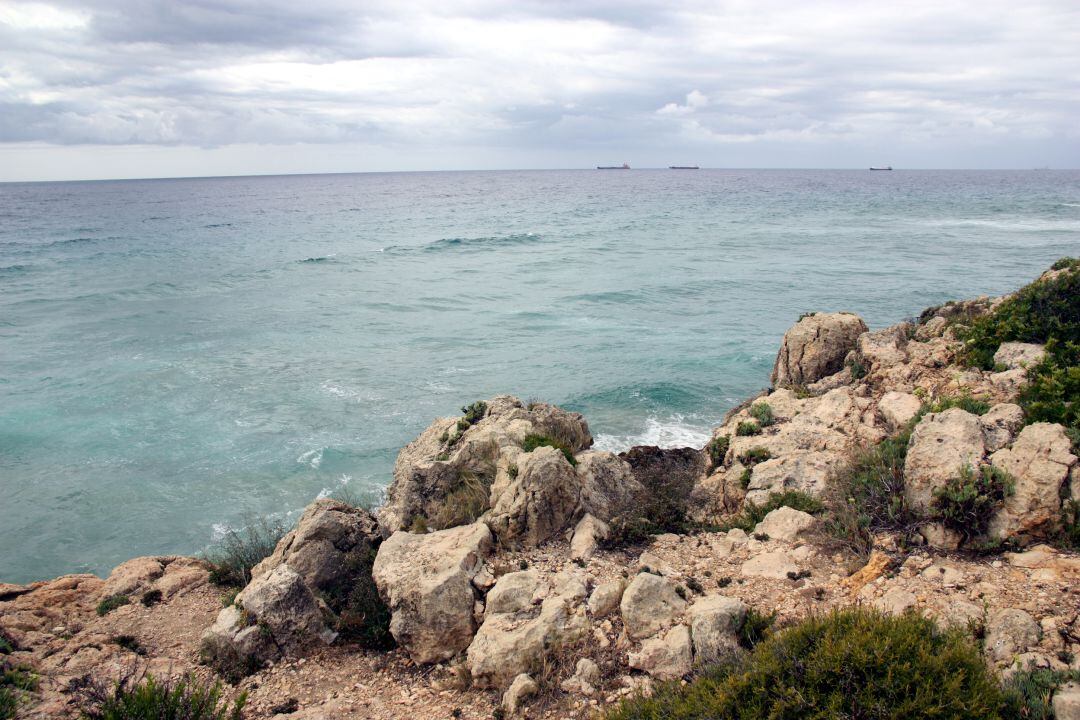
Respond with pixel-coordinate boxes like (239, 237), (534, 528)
(1, 0), (1078, 181)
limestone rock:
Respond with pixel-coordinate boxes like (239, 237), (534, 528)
(752, 506), (816, 542)
(377, 395), (592, 534)
(575, 451), (644, 523)
(980, 404), (1025, 453)
(771, 312), (868, 387)
(986, 608), (1041, 663)
(858, 324), (910, 371)
(743, 450), (843, 503)
(740, 551), (798, 580)
(873, 587), (917, 616)
(620, 573), (687, 640)
(570, 514), (610, 561)
(989, 423), (1077, 540)
(201, 564), (334, 673)
(488, 446), (581, 546)
(561, 658), (601, 695)
(101, 557), (164, 598)
(588, 579), (625, 618)
(878, 392), (922, 433)
(467, 570), (589, 688)
(485, 570), (541, 616)
(993, 342), (1046, 370)
(629, 625), (692, 680)
(372, 522), (493, 664)
(1053, 683), (1080, 720)
(252, 499), (381, 592)
(689, 595), (746, 662)
(503, 673), (538, 715)
(904, 408), (987, 515)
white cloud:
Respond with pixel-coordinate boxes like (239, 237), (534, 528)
(0, 0), (1078, 178)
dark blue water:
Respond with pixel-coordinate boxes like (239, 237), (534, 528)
(2, 169), (1079, 582)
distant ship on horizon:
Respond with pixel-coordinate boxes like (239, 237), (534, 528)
(597, 163), (630, 169)
(869, 166), (893, 171)
(669, 165), (699, 170)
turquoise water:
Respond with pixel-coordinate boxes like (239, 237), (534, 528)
(2, 169), (1079, 582)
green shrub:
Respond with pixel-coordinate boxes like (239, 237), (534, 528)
(707, 436), (730, 467)
(738, 468), (752, 490)
(933, 465), (1014, 542)
(77, 673), (245, 720)
(1001, 666), (1080, 719)
(205, 518), (287, 588)
(749, 403), (775, 428)
(737, 608), (776, 650)
(140, 589), (162, 607)
(848, 356), (867, 379)
(928, 393), (992, 416)
(720, 491), (824, 533)
(428, 471), (491, 529)
(735, 421), (760, 437)
(521, 434), (577, 466)
(1, 660), (36, 720)
(325, 548), (394, 650)
(1051, 257), (1079, 271)
(735, 447), (771, 466)
(461, 400), (488, 424)
(604, 608), (1010, 720)
(823, 425), (916, 556)
(96, 594), (130, 617)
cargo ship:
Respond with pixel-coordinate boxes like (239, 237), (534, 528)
(669, 165), (699, 169)
(597, 163), (630, 169)
(869, 166), (893, 171)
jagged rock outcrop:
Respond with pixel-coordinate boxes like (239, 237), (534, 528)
(904, 408), (987, 515)
(989, 423), (1078, 540)
(372, 522), (493, 664)
(771, 312), (868, 387)
(467, 568), (590, 688)
(981, 403), (1025, 452)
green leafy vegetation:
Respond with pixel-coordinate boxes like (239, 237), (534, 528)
(706, 435), (729, 467)
(521, 434), (578, 466)
(927, 393), (992, 416)
(77, 673), (245, 720)
(735, 447), (771, 466)
(933, 464), (1014, 542)
(96, 594), (130, 617)
(322, 548), (394, 650)
(603, 608), (1011, 720)
(1001, 666), (1080, 719)
(140, 589), (162, 607)
(847, 356), (867, 379)
(748, 403), (775, 428)
(1, 659), (36, 720)
(734, 421), (760, 437)
(738, 468), (752, 490)
(958, 261), (1079, 440)
(205, 518), (287, 588)
(460, 400), (487, 424)
(720, 491), (824, 533)
(428, 471), (491, 529)
(737, 608), (776, 650)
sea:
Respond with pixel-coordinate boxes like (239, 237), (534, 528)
(2, 169), (1079, 583)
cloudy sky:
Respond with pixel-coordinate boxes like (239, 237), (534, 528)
(1, 0), (1078, 180)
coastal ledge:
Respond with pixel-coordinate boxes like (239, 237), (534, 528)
(2, 260), (1079, 719)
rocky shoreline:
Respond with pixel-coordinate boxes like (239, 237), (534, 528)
(2, 262), (1079, 719)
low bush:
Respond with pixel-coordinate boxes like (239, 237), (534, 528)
(521, 434), (577, 466)
(604, 608), (1010, 720)
(96, 594), (130, 617)
(428, 471), (491, 530)
(933, 464), (1014, 542)
(460, 400), (488, 424)
(205, 518), (287, 588)
(737, 608), (776, 650)
(707, 435), (730, 467)
(928, 393), (992, 416)
(139, 590), (162, 607)
(734, 421), (760, 437)
(823, 425), (916, 557)
(735, 447), (771, 466)
(847, 356), (867, 379)
(720, 491), (824, 533)
(748, 403), (774, 428)
(1, 659), (36, 720)
(323, 548), (394, 650)
(1001, 666), (1080, 719)
(77, 672), (245, 720)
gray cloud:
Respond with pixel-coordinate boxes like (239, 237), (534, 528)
(0, 0), (1078, 178)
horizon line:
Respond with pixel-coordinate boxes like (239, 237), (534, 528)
(2, 166), (1074, 185)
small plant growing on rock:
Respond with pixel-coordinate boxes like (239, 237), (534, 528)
(1001, 666), (1080, 719)
(735, 420), (761, 437)
(96, 594), (130, 616)
(706, 435), (730, 467)
(674, 585), (688, 601)
(928, 393), (991, 416)
(112, 635), (145, 655)
(933, 464), (1014, 543)
(76, 671), (245, 720)
(140, 590), (162, 607)
(749, 402), (775, 427)
(205, 518), (287, 588)
(717, 577), (731, 588)
(720, 491), (823, 533)
(738, 468), (753, 490)
(506, 463), (518, 479)
(737, 608), (776, 650)
(736, 447), (771, 466)
(752, 532), (769, 541)
(521, 434), (577, 466)
(847, 356), (867, 379)
(429, 471), (491, 529)
(461, 401), (488, 424)
(685, 577), (704, 594)
(1, 658), (36, 720)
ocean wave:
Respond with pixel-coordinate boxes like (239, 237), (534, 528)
(0, 264), (30, 275)
(298, 254), (337, 264)
(422, 233), (541, 253)
(297, 447), (323, 469)
(919, 218), (1080, 232)
(593, 416), (712, 453)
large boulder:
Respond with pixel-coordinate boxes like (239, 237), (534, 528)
(689, 595), (746, 662)
(753, 506), (816, 542)
(980, 404), (1025, 453)
(467, 569), (590, 688)
(904, 408), (987, 515)
(372, 522), (493, 664)
(620, 572), (686, 640)
(628, 625), (693, 680)
(377, 396), (592, 534)
(878, 391), (922, 433)
(487, 446), (581, 546)
(771, 312), (868, 387)
(200, 564), (335, 676)
(989, 423), (1077, 540)
(993, 342), (1046, 370)
(985, 608), (1041, 664)
(251, 499), (381, 592)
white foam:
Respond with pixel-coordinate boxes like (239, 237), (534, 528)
(297, 448), (323, 469)
(593, 416), (712, 453)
